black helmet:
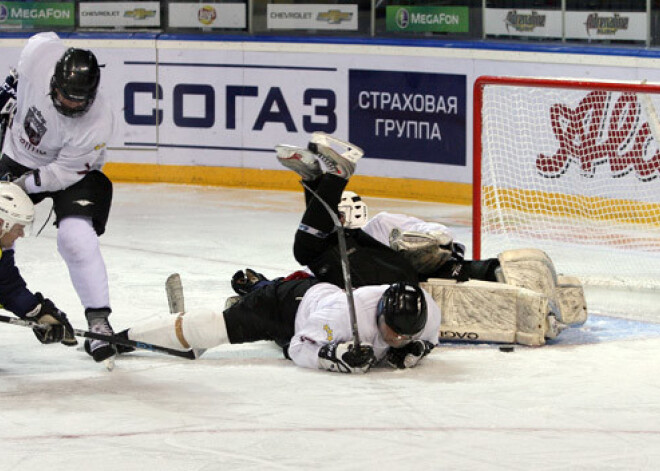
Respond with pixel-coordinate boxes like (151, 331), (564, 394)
(50, 48), (100, 117)
(377, 282), (427, 336)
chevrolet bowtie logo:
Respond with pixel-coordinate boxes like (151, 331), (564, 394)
(124, 8), (157, 20)
(317, 10), (352, 24)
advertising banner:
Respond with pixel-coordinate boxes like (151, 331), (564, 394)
(349, 70), (466, 165)
(168, 3), (245, 29)
(79, 2), (160, 28)
(267, 4), (358, 31)
(565, 11), (646, 41)
(385, 6), (469, 33)
(484, 8), (562, 38)
(0, 2), (74, 28)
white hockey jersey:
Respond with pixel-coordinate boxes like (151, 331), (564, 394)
(362, 211), (454, 246)
(2, 32), (114, 193)
(287, 282), (441, 370)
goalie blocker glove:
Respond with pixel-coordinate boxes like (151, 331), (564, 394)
(318, 342), (376, 374)
(25, 293), (77, 346)
(386, 340), (434, 369)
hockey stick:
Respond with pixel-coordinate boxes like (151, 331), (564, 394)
(166, 273), (185, 314)
(300, 181), (361, 347)
(0, 313), (196, 360)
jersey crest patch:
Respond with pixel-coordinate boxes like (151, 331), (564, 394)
(24, 106), (47, 146)
(323, 324), (334, 341)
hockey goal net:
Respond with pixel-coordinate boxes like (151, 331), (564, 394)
(473, 76), (660, 292)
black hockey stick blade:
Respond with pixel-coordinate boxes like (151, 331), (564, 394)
(0, 313), (196, 360)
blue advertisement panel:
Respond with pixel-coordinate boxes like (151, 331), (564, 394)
(348, 69), (466, 165)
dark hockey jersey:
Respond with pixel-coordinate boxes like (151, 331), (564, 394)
(0, 248), (39, 317)
(306, 228), (419, 289)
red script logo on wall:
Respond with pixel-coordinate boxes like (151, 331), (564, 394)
(536, 91), (660, 181)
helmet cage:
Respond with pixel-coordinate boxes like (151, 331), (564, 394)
(338, 191), (368, 229)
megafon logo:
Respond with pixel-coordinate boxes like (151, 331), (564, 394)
(395, 8), (409, 29)
(198, 5), (216, 25)
(0, 4), (9, 22)
(536, 91), (660, 181)
(505, 10), (546, 33)
(585, 13), (629, 36)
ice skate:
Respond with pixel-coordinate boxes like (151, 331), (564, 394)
(84, 308), (117, 366)
(276, 144), (322, 181)
(308, 132), (363, 179)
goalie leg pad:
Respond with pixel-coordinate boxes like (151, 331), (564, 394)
(497, 249), (558, 299)
(556, 275), (588, 326)
(128, 309), (229, 351)
(421, 279), (553, 346)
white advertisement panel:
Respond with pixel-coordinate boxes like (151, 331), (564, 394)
(79, 2), (160, 27)
(565, 11), (646, 41)
(168, 3), (246, 29)
(267, 4), (358, 31)
(485, 8), (562, 38)
(3, 36), (660, 185)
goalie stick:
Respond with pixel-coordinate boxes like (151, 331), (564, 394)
(300, 181), (361, 347)
(0, 313), (196, 360)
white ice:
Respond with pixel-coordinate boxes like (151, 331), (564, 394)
(2, 183), (660, 471)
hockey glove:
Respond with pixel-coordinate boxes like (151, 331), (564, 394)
(0, 69), (17, 116)
(26, 293), (78, 346)
(318, 342), (376, 374)
(231, 268), (269, 295)
(386, 340), (434, 369)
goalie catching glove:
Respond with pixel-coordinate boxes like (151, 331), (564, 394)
(386, 340), (434, 369)
(318, 342), (376, 374)
(25, 293), (77, 346)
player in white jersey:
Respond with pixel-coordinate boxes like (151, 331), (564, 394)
(0, 32), (117, 363)
(124, 279), (440, 373)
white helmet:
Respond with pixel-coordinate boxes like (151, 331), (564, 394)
(0, 182), (34, 236)
(339, 191), (368, 229)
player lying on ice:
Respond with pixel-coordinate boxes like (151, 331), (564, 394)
(125, 280), (440, 374)
(122, 133), (441, 373)
(250, 132), (588, 346)
(124, 132), (588, 369)
(0, 182), (77, 347)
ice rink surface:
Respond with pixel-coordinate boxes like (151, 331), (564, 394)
(2, 183), (660, 471)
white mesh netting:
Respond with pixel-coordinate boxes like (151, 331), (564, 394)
(478, 80), (660, 291)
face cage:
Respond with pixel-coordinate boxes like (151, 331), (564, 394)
(49, 79), (95, 118)
(338, 204), (367, 229)
(376, 312), (416, 348)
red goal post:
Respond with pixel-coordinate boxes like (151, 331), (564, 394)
(472, 76), (660, 290)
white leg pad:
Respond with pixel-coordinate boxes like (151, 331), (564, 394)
(498, 248), (588, 325)
(498, 249), (558, 299)
(421, 278), (557, 346)
(128, 309), (229, 351)
(556, 275), (588, 326)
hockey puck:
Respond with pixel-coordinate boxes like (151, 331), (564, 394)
(499, 346), (515, 352)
